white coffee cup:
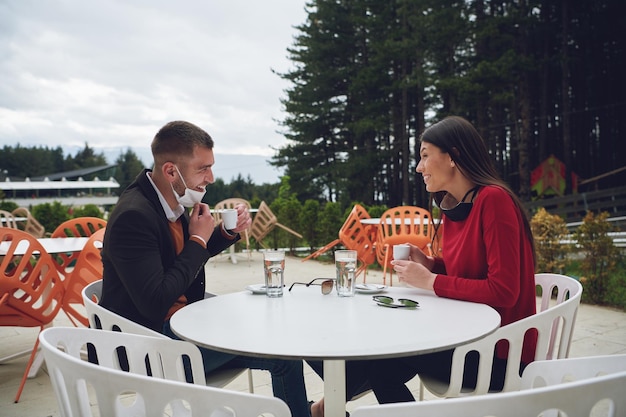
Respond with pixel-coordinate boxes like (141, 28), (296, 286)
(393, 244), (410, 260)
(221, 209), (237, 230)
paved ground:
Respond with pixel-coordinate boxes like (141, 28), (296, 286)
(2, 250), (626, 417)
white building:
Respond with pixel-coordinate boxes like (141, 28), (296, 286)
(0, 165), (120, 209)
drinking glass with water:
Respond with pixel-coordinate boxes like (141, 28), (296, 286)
(335, 250), (357, 297)
(263, 250), (285, 297)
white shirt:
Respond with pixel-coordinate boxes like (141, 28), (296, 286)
(146, 171), (185, 223)
(145, 171), (235, 237)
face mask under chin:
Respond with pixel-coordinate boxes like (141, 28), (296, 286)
(436, 186), (480, 222)
(171, 166), (206, 207)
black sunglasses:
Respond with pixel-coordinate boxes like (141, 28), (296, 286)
(373, 295), (419, 309)
(288, 278), (335, 295)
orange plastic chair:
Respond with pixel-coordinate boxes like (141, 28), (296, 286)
(50, 217), (107, 278)
(0, 228), (65, 402)
(302, 204), (376, 280)
(249, 201), (302, 248)
(375, 206), (434, 286)
(60, 228), (105, 327)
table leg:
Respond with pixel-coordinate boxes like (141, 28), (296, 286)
(323, 359), (346, 417)
(229, 245), (238, 264)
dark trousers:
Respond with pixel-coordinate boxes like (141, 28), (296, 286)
(308, 349), (516, 404)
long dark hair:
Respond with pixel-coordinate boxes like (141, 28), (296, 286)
(420, 116), (536, 264)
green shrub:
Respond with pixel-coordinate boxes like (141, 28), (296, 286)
(366, 204), (388, 218)
(604, 270), (626, 310)
(318, 202), (343, 251)
(574, 211), (619, 304)
(71, 204), (104, 218)
(0, 201), (19, 212)
(31, 202), (71, 234)
(300, 199), (321, 251)
(530, 208), (571, 273)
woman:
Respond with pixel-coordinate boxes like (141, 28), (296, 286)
(366, 115), (538, 403)
(309, 116), (538, 414)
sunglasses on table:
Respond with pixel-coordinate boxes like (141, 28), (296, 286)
(373, 295), (419, 309)
(288, 278), (335, 294)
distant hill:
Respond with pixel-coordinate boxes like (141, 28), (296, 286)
(88, 147), (284, 185)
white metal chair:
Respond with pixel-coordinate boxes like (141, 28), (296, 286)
(82, 280), (254, 391)
(351, 370), (626, 417)
(419, 273), (583, 398)
(39, 327), (291, 417)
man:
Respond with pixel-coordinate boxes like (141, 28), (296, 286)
(100, 120), (310, 416)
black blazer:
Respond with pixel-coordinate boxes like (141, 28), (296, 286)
(100, 169), (238, 332)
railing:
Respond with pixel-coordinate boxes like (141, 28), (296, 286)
(560, 231), (626, 248)
(525, 185), (626, 226)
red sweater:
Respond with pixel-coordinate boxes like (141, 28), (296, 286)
(432, 185), (537, 364)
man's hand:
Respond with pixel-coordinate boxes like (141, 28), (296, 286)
(231, 203), (252, 233)
(189, 203), (215, 242)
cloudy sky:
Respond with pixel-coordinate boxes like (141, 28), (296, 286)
(0, 0), (308, 183)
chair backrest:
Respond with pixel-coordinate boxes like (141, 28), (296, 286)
(352, 370), (626, 417)
(420, 273), (583, 397)
(40, 326), (206, 383)
(534, 272), (583, 359)
(214, 198), (251, 221)
(51, 216), (108, 238)
(61, 228), (105, 327)
(339, 204), (376, 266)
(0, 209), (18, 229)
(249, 201), (302, 244)
(82, 280), (164, 338)
(521, 353), (626, 389)
(375, 206), (434, 285)
(0, 228), (65, 328)
(249, 201), (278, 246)
(50, 217), (107, 277)
(376, 206), (434, 256)
(11, 207), (45, 237)
(81, 280), (251, 389)
(40, 328), (289, 417)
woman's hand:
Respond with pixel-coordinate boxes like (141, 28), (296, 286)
(407, 243), (435, 270)
(391, 260), (436, 291)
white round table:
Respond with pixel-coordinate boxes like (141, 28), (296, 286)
(0, 236), (92, 255)
(171, 286), (500, 416)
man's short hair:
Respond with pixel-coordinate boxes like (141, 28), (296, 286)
(151, 121), (214, 164)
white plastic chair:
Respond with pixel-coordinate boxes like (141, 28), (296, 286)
(41, 326), (206, 383)
(419, 273), (583, 398)
(521, 353), (626, 389)
(39, 327), (291, 417)
(351, 370), (626, 417)
(82, 280), (254, 391)
(519, 353), (626, 417)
